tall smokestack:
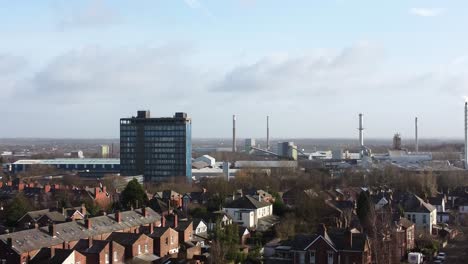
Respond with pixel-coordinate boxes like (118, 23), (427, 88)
(358, 113), (364, 156)
(415, 117), (419, 153)
(465, 102), (468, 169)
(232, 115), (237, 152)
(267, 116), (270, 150)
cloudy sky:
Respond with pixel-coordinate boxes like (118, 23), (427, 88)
(1, 0), (467, 139)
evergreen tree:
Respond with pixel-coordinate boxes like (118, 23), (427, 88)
(356, 190), (375, 235)
(5, 194), (33, 226)
(121, 179), (148, 209)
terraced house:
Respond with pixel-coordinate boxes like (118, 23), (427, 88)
(0, 207), (161, 264)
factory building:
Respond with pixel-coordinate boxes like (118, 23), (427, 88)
(8, 159), (120, 174)
(245, 138), (256, 153)
(120, 111), (192, 182)
(277, 142), (298, 160)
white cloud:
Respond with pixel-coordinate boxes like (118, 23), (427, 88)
(212, 42), (385, 95)
(12, 44), (204, 106)
(409, 8), (445, 17)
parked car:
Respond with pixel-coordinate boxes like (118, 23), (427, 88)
(436, 252), (447, 261)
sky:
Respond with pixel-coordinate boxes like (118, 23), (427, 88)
(0, 0), (468, 139)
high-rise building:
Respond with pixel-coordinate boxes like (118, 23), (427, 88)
(120, 111), (192, 182)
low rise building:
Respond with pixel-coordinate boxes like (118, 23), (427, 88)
(223, 195), (273, 228)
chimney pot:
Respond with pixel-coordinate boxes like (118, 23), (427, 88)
(85, 217), (92, 229)
(162, 216), (166, 227)
(115, 210), (121, 223)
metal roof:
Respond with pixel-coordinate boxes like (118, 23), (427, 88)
(13, 159), (120, 165)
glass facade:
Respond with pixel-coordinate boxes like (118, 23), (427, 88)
(120, 111), (192, 182)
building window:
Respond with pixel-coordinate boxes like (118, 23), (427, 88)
(105, 253), (109, 264)
(145, 244), (148, 253)
(299, 252), (305, 264)
(76, 262), (81, 264)
(309, 251), (316, 264)
(138, 244), (142, 254)
(171, 235), (174, 244)
(165, 237), (169, 245)
(422, 215), (427, 224)
(114, 251), (118, 261)
(327, 252), (334, 264)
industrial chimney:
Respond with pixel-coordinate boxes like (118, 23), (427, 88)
(465, 102), (468, 169)
(267, 116), (270, 151)
(232, 115), (237, 153)
(358, 113), (364, 157)
(415, 117), (419, 153)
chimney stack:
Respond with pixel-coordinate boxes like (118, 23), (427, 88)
(162, 215), (166, 227)
(232, 115), (237, 152)
(142, 207), (148, 218)
(358, 113), (364, 157)
(345, 228), (353, 249)
(50, 247), (55, 258)
(115, 210), (121, 223)
(173, 214), (178, 229)
(85, 217), (92, 229)
(415, 117), (419, 153)
(7, 237), (12, 247)
(149, 223), (154, 234)
(267, 116), (270, 150)
(48, 223), (56, 237)
(81, 204), (87, 216)
(465, 101), (468, 169)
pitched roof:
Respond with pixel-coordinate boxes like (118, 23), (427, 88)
(0, 207), (160, 254)
(175, 220), (193, 232)
(287, 229), (368, 252)
(224, 195), (270, 209)
(107, 232), (146, 246)
(50, 249), (75, 264)
(402, 195), (436, 213)
(155, 190), (181, 200)
(150, 226), (171, 238)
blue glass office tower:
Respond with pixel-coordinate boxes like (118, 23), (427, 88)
(120, 111), (192, 182)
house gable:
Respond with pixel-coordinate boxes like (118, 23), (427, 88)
(304, 235), (337, 252)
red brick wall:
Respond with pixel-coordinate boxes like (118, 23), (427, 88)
(130, 234), (153, 257)
(154, 228), (179, 257)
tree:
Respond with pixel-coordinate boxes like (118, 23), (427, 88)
(5, 194), (33, 226)
(357, 191), (375, 236)
(121, 179), (148, 209)
(84, 198), (101, 217)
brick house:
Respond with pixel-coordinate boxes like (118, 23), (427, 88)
(107, 232), (154, 259)
(175, 220), (193, 243)
(0, 207), (161, 264)
(74, 239), (125, 264)
(267, 224), (372, 264)
(150, 226), (179, 257)
(49, 249), (87, 264)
